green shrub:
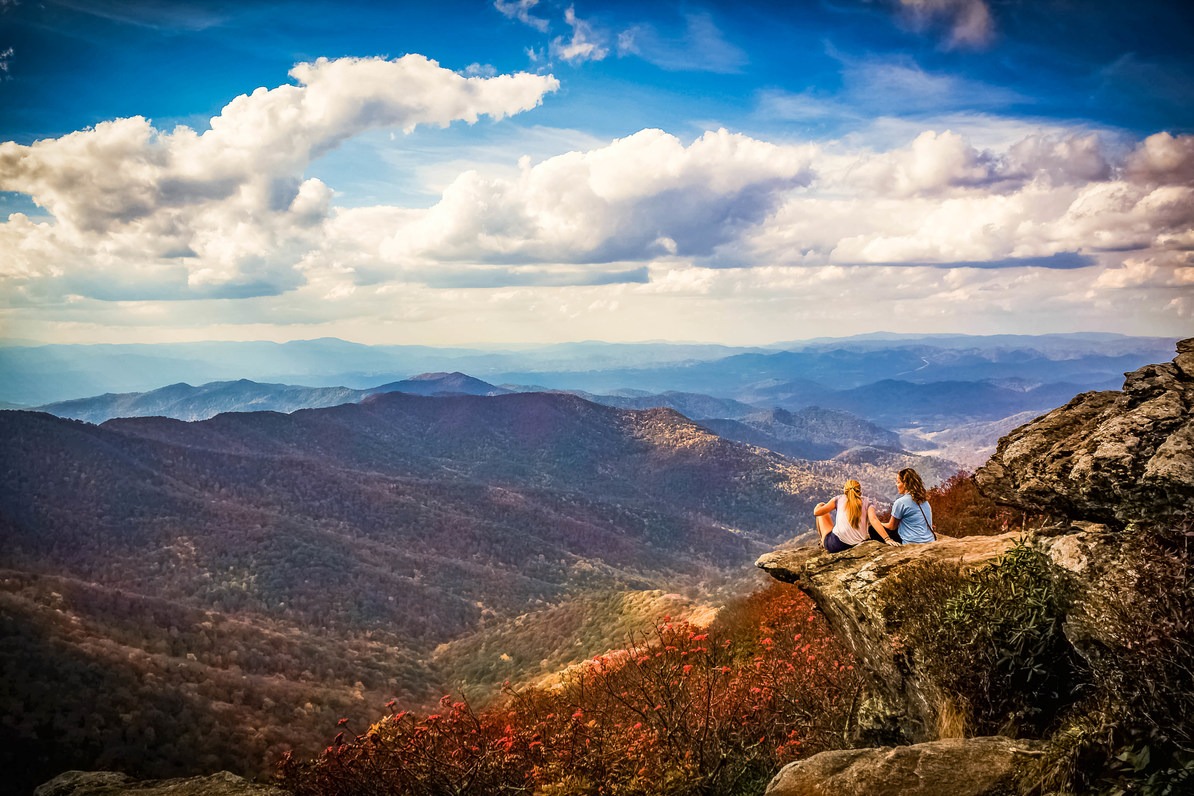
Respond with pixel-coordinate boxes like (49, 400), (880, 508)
(892, 538), (1084, 739)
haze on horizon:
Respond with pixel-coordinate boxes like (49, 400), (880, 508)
(1, 0), (1192, 347)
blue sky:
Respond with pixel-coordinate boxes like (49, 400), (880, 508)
(1, 0), (1192, 345)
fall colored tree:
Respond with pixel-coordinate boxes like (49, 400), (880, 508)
(279, 584), (860, 796)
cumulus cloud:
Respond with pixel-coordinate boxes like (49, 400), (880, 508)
(733, 129), (1194, 275)
(366, 128), (816, 266)
(0, 55), (558, 299)
(1125, 131), (1194, 185)
(494, 0), (549, 32)
(551, 5), (609, 64)
(1093, 252), (1194, 290)
(894, 0), (995, 49)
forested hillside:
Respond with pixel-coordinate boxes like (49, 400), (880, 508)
(0, 392), (839, 791)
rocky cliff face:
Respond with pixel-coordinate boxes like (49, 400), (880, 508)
(975, 338), (1194, 528)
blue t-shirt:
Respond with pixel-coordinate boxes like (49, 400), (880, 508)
(891, 495), (934, 543)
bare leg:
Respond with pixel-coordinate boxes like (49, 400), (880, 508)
(815, 511), (833, 548)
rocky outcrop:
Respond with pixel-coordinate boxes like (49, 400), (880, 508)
(764, 736), (1045, 796)
(757, 533), (1021, 742)
(975, 338), (1194, 529)
(34, 771), (285, 796)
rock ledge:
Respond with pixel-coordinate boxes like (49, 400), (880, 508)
(34, 771), (285, 796)
(764, 736), (1045, 796)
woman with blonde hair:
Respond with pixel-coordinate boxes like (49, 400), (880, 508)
(881, 467), (937, 544)
(814, 479), (900, 553)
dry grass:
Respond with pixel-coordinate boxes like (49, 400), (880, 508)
(934, 694), (969, 740)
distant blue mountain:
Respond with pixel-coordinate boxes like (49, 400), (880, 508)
(370, 372), (511, 398)
(31, 373), (507, 424)
(700, 406), (902, 460)
(530, 389), (760, 420)
(0, 339), (748, 405)
(0, 334), (1173, 406)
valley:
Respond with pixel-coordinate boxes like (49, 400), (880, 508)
(0, 391), (827, 790)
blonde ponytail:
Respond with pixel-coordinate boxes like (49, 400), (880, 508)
(844, 479), (863, 529)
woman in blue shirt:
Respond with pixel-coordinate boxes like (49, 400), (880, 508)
(883, 468), (937, 544)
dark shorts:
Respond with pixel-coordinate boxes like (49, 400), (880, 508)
(869, 526), (902, 544)
(823, 531), (854, 553)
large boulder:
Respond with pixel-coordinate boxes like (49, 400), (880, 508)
(764, 736), (1045, 796)
(975, 338), (1194, 529)
(34, 771), (286, 796)
(756, 533), (1021, 742)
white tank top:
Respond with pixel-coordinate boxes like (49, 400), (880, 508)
(832, 494), (871, 546)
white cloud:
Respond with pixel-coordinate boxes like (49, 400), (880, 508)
(840, 58), (1024, 115)
(755, 57), (1030, 146)
(366, 128), (815, 266)
(1125, 131), (1194, 185)
(0, 55), (558, 298)
(894, 0), (995, 49)
(550, 6), (609, 64)
(494, 0), (549, 32)
(1093, 252), (1194, 290)
(845, 130), (997, 197)
(463, 62), (498, 78)
(730, 129), (1194, 273)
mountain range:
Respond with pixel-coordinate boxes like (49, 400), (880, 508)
(25, 374), (969, 486)
(32, 372), (508, 424)
(1, 334), (1173, 407)
(1, 391), (853, 788)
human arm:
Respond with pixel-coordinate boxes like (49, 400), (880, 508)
(884, 497), (906, 532)
(813, 498), (836, 517)
(869, 506), (900, 546)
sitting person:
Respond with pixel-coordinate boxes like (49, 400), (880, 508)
(881, 467), (937, 544)
(814, 479), (900, 553)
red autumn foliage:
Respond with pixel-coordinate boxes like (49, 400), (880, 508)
(277, 584), (860, 795)
(926, 470), (1042, 537)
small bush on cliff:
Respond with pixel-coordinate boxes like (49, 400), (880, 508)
(890, 539), (1083, 739)
(278, 584), (860, 795)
